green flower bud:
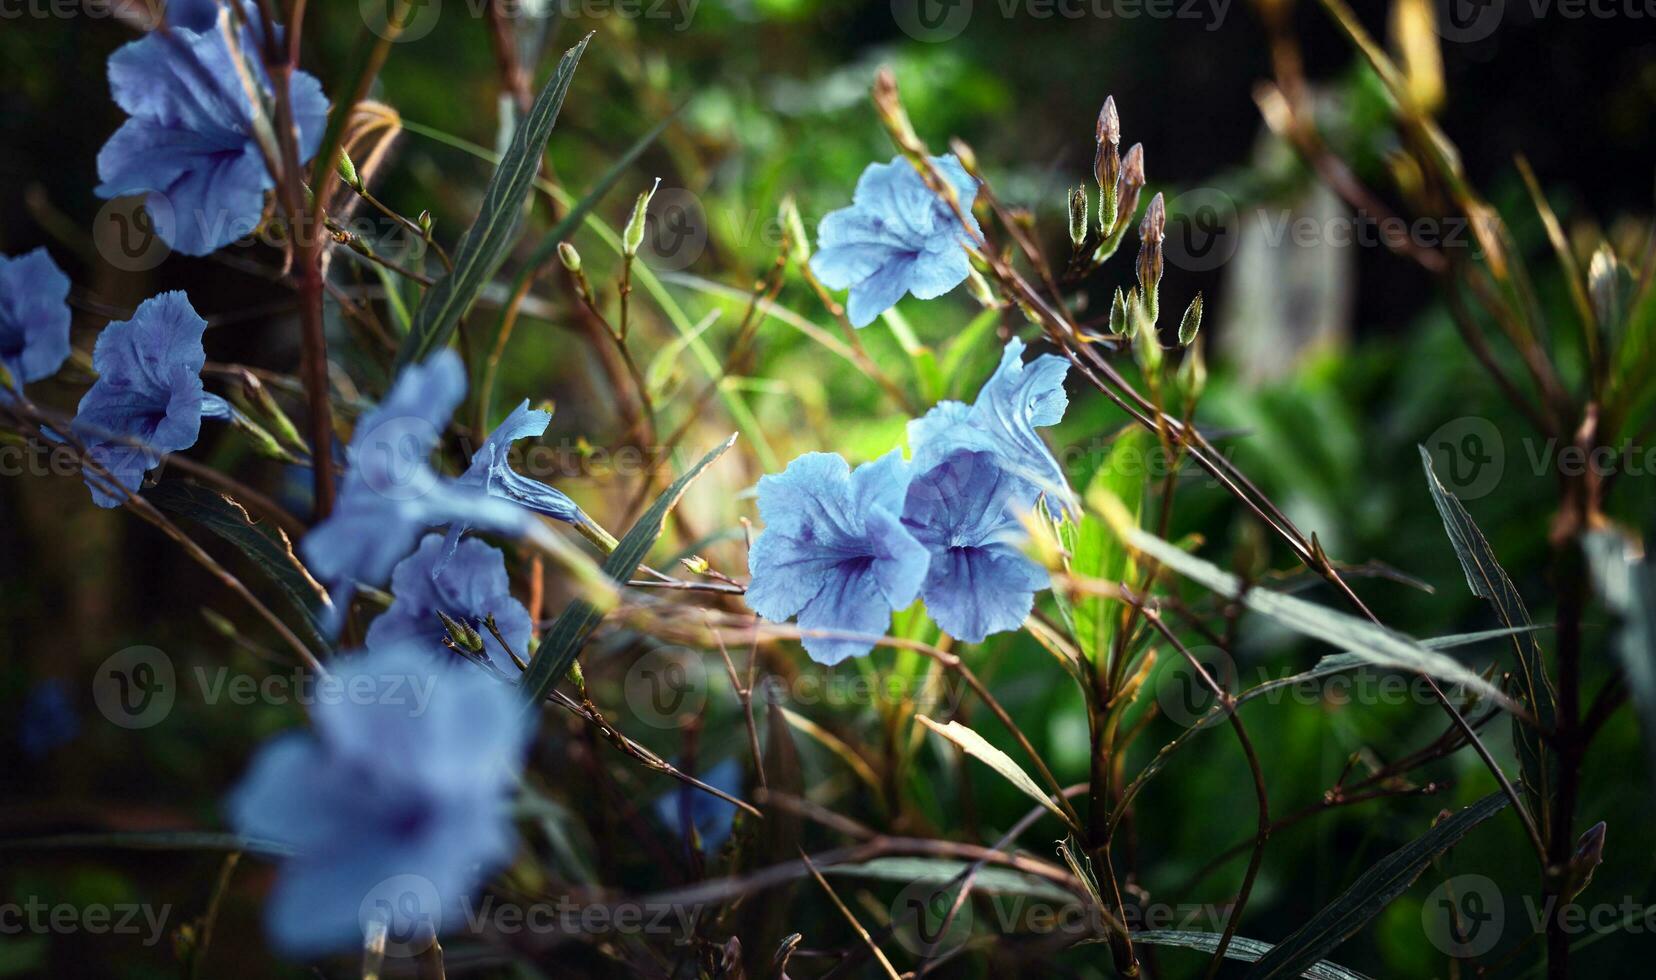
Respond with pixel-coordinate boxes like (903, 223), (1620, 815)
(336, 150), (361, 191)
(1068, 186), (1089, 248)
(1177, 292), (1204, 346)
(623, 177), (661, 258)
(558, 241), (582, 273)
(1108, 287), (1129, 336)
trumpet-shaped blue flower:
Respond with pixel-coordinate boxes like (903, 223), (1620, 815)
(810, 155), (981, 328)
(909, 338), (1072, 508)
(69, 291), (231, 507)
(368, 534), (532, 675)
(302, 351), (529, 627)
(165, 0), (259, 33)
(227, 643), (532, 956)
(0, 249), (72, 400)
(440, 400), (584, 568)
(902, 449), (1049, 643)
(95, 17), (328, 256)
(654, 758), (742, 852)
(745, 450), (931, 665)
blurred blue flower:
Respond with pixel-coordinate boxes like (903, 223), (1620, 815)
(909, 337), (1072, 509)
(902, 449), (1049, 643)
(745, 450), (931, 665)
(227, 643), (533, 956)
(21, 679), (79, 758)
(653, 758), (742, 852)
(368, 534), (533, 675)
(440, 400), (584, 569)
(95, 16), (328, 256)
(69, 291), (231, 507)
(810, 154), (981, 328)
(302, 351), (529, 627)
(0, 248), (72, 401)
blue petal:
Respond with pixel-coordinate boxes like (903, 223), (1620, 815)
(654, 758), (742, 851)
(919, 544), (1048, 643)
(367, 535), (533, 675)
(0, 248), (73, 390)
(845, 255), (915, 328)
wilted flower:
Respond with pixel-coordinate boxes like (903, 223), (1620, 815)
(226, 644), (532, 956)
(368, 534), (533, 674)
(653, 758), (742, 852)
(745, 451), (931, 665)
(69, 291), (231, 507)
(810, 155), (981, 328)
(440, 399), (585, 569)
(908, 338), (1072, 509)
(0, 248), (72, 399)
(302, 351), (528, 626)
(95, 13), (328, 255)
(902, 449), (1049, 643)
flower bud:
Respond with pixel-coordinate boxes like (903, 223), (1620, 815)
(1136, 193), (1166, 322)
(1177, 292), (1204, 346)
(558, 241), (582, 273)
(336, 150), (361, 192)
(1068, 186), (1089, 248)
(1588, 244), (1619, 328)
(622, 178), (661, 258)
(1094, 97), (1122, 233)
(1108, 287), (1129, 336)
(1117, 144), (1145, 225)
(1132, 306), (1162, 374)
(417, 210), (433, 238)
(437, 610), (484, 654)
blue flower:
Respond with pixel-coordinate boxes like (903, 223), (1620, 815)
(909, 338), (1072, 509)
(302, 351), (529, 623)
(440, 400), (584, 569)
(745, 450), (931, 665)
(69, 291), (231, 507)
(367, 534), (533, 675)
(0, 249), (72, 400)
(653, 758), (742, 852)
(810, 154), (981, 328)
(227, 643), (532, 956)
(95, 17), (328, 256)
(902, 449), (1049, 643)
(20, 679), (79, 759)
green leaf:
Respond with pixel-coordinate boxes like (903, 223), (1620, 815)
(395, 33), (592, 369)
(1056, 427), (1149, 663)
(916, 715), (1077, 830)
(1242, 792), (1510, 980)
(1419, 446), (1555, 817)
(518, 435), (736, 706)
(1131, 931), (1372, 980)
(1115, 520), (1518, 712)
(145, 481), (330, 649)
(1584, 530), (1656, 787)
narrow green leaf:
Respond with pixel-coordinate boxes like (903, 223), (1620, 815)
(395, 33), (593, 369)
(1419, 446), (1555, 815)
(1056, 427), (1149, 663)
(145, 481), (330, 649)
(1115, 520), (1518, 712)
(518, 435), (737, 705)
(916, 715), (1077, 830)
(1243, 792), (1510, 980)
(1132, 931), (1372, 980)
